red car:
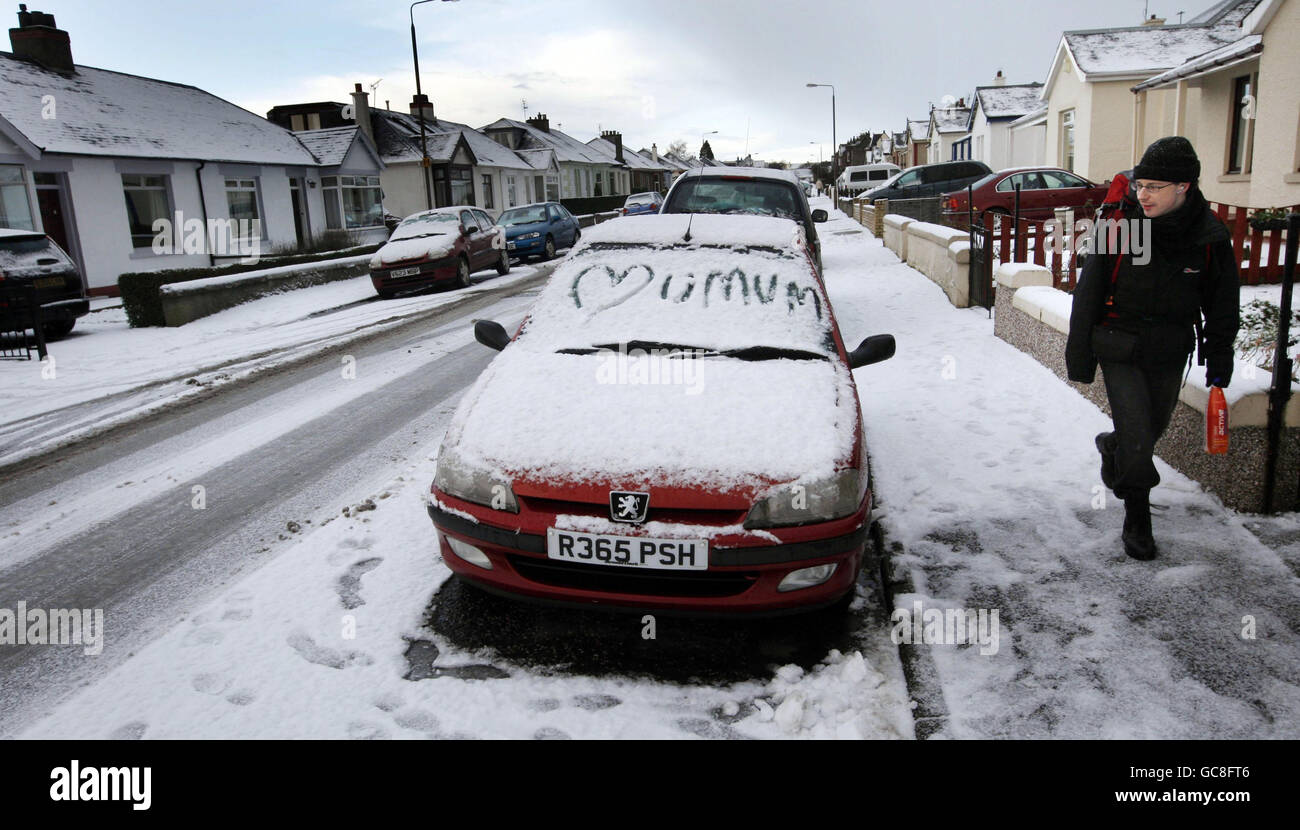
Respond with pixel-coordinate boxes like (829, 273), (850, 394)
(369, 206), (509, 299)
(427, 214), (895, 615)
(942, 167), (1110, 222)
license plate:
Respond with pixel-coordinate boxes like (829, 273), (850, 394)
(33, 276), (64, 290)
(546, 528), (708, 571)
(390, 267), (420, 278)
(506, 242), (517, 250)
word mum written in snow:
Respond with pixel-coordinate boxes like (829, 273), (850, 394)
(569, 264), (823, 319)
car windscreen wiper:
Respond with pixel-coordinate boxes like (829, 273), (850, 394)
(554, 342), (826, 362)
(556, 340), (715, 356)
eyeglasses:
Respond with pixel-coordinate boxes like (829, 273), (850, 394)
(1130, 182), (1177, 194)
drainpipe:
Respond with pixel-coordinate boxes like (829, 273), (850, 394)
(195, 160), (214, 267)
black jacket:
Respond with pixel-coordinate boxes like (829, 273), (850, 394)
(1065, 190), (1239, 385)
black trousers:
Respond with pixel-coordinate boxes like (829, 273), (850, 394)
(1097, 359), (1186, 499)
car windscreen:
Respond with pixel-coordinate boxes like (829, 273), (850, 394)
(968, 172), (999, 190)
(516, 243), (835, 357)
(499, 206), (548, 226)
(625, 195), (656, 206)
(391, 212), (460, 240)
(665, 178), (804, 222)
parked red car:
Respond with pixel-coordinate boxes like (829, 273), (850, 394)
(369, 206), (508, 299)
(427, 214), (895, 615)
(942, 167), (1110, 222)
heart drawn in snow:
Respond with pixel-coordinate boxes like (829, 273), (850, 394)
(570, 264), (655, 314)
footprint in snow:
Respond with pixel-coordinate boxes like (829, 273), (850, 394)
(533, 727), (571, 740)
(428, 664), (510, 680)
(393, 709), (440, 732)
(572, 694), (621, 711)
(222, 607), (252, 621)
(226, 689), (256, 706)
(109, 722), (147, 740)
(192, 673), (230, 695)
(337, 556), (383, 610)
(676, 718), (750, 740)
(373, 692), (405, 713)
(346, 721), (391, 740)
(181, 626), (224, 647)
(527, 698), (562, 712)
(287, 631), (374, 670)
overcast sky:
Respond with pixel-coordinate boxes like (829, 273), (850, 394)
(36, 0), (1205, 164)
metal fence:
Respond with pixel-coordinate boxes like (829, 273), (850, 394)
(0, 283), (48, 361)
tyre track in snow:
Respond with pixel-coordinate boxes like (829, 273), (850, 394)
(0, 282), (542, 737)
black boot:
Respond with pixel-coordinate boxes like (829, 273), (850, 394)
(1122, 492), (1156, 560)
(1095, 432), (1117, 489)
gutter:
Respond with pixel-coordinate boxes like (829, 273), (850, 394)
(194, 160), (214, 268)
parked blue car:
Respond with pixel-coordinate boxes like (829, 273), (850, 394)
(498, 202), (581, 261)
(621, 191), (663, 216)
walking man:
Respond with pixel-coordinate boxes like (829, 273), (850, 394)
(1066, 136), (1240, 560)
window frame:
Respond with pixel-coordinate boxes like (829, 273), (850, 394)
(121, 172), (173, 249)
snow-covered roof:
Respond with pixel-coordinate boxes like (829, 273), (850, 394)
(586, 136), (667, 171)
(1132, 33), (1263, 90)
(973, 83), (1045, 119)
(0, 52), (317, 165)
(371, 109), (533, 170)
(931, 106), (971, 134)
(515, 148), (557, 171)
(908, 120), (930, 141)
(481, 118), (614, 165)
(294, 126), (359, 167)
(1059, 0), (1260, 77)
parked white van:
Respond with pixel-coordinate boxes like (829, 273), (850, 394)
(837, 163), (901, 196)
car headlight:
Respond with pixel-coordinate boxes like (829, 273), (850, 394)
(368, 253), (383, 269)
(519, 232), (541, 240)
(433, 447), (518, 513)
(743, 469), (865, 529)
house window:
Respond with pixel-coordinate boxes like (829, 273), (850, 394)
(449, 167), (473, 205)
(121, 173), (170, 248)
(481, 173), (494, 210)
(290, 114), (305, 131)
(594, 170), (603, 197)
(323, 175), (383, 229)
(0, 165), (35, 231)
(507, 176), (518, 207)
(1228, 74), (1253, 174)
(224, 178), (261, 234)
(1060, 110), (1076, 172)
(546, 174), (559, 201)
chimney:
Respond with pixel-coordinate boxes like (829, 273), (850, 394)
(350, 83), (374, 146)
(993, 69), (1006, 86)
(651, 142), (659, 163)
(409, 93), (435, 126)
(601, 129), (624, 163)
(9, 4), (74, 73)
(1142, 14), (1166, 25)
(526, 112), (550, 133)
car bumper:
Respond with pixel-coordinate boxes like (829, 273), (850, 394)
(506, 236), (545, 256)
(427, 491), (871, 615)
(370, 258), (457, 292)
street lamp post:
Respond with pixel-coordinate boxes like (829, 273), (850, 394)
(806, 82), (836, 180)
(411, 0), (460, 210)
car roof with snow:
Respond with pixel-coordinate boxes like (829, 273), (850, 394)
(674, 166), (802, 185)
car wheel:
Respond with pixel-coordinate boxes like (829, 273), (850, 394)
(41, 319), (75, 341)
(455, 256), (471, 289)
(495, 248), (510, 276)
(572, 228), (581, 246)
(542, 235), (556, 261)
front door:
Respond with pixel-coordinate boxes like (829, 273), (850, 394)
(33, 172), (83, 282)
(289, 179), (306, 248)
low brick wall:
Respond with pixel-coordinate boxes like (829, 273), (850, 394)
(159, 255), (371, 327)
(994, 262), (1300, 513)
(904, 221), (970, 308)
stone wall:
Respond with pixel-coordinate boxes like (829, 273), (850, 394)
(993, 262), (1300, 513)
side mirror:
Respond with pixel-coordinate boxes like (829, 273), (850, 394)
(848, 334), (895, 369)
(474, 319), (511, 351)
(811, 209), (829, 223)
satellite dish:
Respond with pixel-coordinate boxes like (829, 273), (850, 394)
(940, 94), (957, 107)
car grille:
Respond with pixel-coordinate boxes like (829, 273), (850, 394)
(508, 555), (757, 598)
(519, 495), (748, 527)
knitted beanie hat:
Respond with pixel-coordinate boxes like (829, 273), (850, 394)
(1133, 136), (1200, 183)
